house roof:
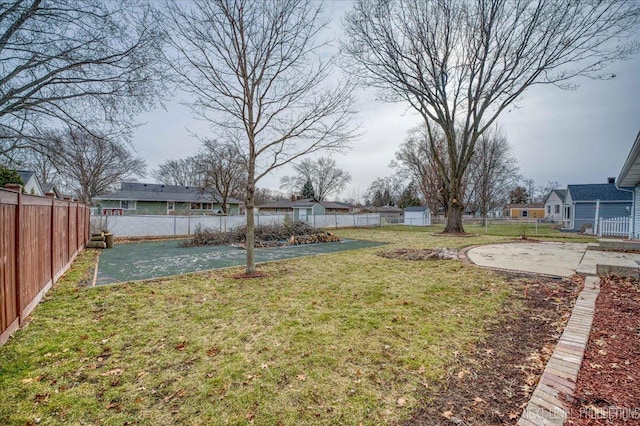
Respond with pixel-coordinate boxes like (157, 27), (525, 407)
(617, 130), (640, 187)
(545, 189), (567, 203)
(567, 183), (632, 202)
(317, 201), (353, 210)
(93, 182), (241, 204)
(364, 206), (403, 213)
(17, 170), (34, 184)
(404, 206), (428, 212)
(258, 198), (352, 210)
(505, 203), (545, 209)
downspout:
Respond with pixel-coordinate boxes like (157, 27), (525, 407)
(594, 199), (600, 236)
(616, 185), (635, 239)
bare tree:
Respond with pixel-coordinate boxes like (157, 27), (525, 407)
(466, 126), (521, 223)
(162, 0), (357, 274)
(523, 178), (538, 203)
(538, 181), (561, 202)
(365, 176), (404, 206)
(392, 125), (452, 215)
(46, 129), (146, 202)
(0, 0), (165, 159)
(280, 157), (352, 201)
(152, 157), (205, 187)
(254, 187), (289, 206)
(196, 139), (246, 214)
(343, 0), (640, 233)
(6, 147), (62, 192)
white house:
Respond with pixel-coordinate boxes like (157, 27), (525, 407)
(544, 189), (566, 223)
(17, 170), (44, 196)
(617, 130), (640, 239)
(403, 206), (431, 226)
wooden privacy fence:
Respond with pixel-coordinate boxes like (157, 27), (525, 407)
(0, 187), (90, 345)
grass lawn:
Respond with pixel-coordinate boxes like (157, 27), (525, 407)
(0, 227), (593, 425)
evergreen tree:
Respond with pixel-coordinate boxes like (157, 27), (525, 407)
(398, 182), (422, 209)
(301, 179), (315, 199)
(509, 186), (529, 204)
(0, 166), (23, 189)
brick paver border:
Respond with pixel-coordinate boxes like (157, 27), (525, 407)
(517, 276), (600, 425)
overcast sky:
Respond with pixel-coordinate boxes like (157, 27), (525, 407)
(132, 1), (640, 202)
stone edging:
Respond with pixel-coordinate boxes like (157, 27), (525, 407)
(517, 276), (600, 425)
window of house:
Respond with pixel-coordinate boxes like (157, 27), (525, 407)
(190, 202), (201, 210)
(522, 210), (528, 217)
(203, 203), (212, 210)
(555, 205), (560, 214)
(167, 201), (175, 211)
(120, 200), (136, 210)
(547, 205), (550, 214)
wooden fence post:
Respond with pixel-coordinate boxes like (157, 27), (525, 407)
(6, 184), (23, 325)
(48, 194), (55, 286)
(67, 199), (71, 259)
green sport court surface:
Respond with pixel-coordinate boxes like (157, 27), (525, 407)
(95, 239), (384, 285)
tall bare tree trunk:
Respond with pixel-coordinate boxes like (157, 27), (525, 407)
(444, 188), (464, 233)
(245, 202), (256, 274)
(245, 168), (256, 274)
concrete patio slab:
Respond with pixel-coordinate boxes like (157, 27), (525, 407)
(577, 249), (640, 276)
(467, 242), (589, 277)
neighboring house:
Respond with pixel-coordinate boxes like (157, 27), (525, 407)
(616, 130), (640, 239)
(564, 179), (632, 232)
(544, 189), (566, 222)
(93, 182), (241, 215)
(403, 206), (432, 226)
(257, 198), (354, 221)
(16, 170), (44, 196)
(504, 203), (545, 219)
(486, 206), (503, 219)
(362, 205), (403, 222)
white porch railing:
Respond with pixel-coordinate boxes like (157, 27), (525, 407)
(598, 216), (631, 237)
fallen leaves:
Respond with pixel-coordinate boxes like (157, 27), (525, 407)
(100, 368), (124, 376)
(472, 396), (486, 405)
(21, 376), (44, 384)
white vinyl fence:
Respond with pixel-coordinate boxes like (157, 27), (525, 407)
(598, 216), (631, 238)
(91, 213), (381, 238)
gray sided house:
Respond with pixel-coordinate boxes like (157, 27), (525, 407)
(93, 182), (241, 216)
(257, 198), (353, 221)
(564, 181), (632, 232)
(544, 189), (566, 223)
(617, 130), (640, 238)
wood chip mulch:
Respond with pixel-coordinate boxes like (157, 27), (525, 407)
(563, 274), (640, 425)
(403, 273), (582, 425)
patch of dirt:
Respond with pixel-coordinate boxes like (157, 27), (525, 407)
(563, 275), (640, 425)
(431, 232), (479, 237)
(232, 271), (268, 280)
(402, 274), (582, 425)
(378, 248), (459, 261)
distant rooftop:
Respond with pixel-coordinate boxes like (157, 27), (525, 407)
(93, 182), (242, 204)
